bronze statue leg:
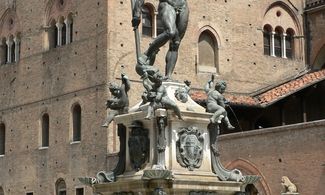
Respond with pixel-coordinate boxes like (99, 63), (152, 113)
(165, 5), (189, 79)
(102, 110), (119, 127)
(142, 3), (177, 67)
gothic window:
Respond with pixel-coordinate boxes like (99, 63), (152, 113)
(76, 188), (84, 195)
(142, 5), (153, 37)
(0, 187), (4, 195)
(198, 30), (218, 72)
(274, 27), (283, 57)
(0, 38), (8, 65)
(72, 104), (81, 142)
(62, 22), (66, 45)
(0, 123), (5, 155)
(41, 113), (50, 147)
(48, 20), (58, 49)
(286, 28), (295, 59)
(10, 36), (15, 62)
(263, 25), (272, 55)
(56, 179), (66, 195)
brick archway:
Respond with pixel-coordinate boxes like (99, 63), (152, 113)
(225, 158), (272, 195)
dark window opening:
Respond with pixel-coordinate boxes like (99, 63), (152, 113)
(285, 35), (293, 59)
(142, 6), (152, 37)
(73, 104), (81, 141)
(26, 193), (33, 195)
(245, 184), (259, 195)
(76, 188), (84, 195)
(70, 22), (73, 42)
(11, 42), (15, 62)
(1, 40), (8, 64)
(0, 187), (4, 195)
(62, 23), (67, 45)
(274, 33), (282, 57)
(263, 32), (270, 55)
(42, 114), (50, 147)
(0, 124), (5, 155)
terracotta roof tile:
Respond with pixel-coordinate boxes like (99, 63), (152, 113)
(190, 69), (325, 107)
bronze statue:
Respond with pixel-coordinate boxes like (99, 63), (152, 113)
(132, 0), (189, 80)
(102, 73), (130, 127)
(141, 70), (182, 120)
(205, 75), (234, 130)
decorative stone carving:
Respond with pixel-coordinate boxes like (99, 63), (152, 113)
(128, 120), (150, 171)
(176, 126), (204, 171)
(281, 176), (298, 193)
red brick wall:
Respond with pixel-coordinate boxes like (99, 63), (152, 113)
(218, 120), (325, 195)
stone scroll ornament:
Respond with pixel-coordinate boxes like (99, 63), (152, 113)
(176, 126), (204, 171)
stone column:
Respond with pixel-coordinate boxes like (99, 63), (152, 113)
(14, 37), (20, 62)
(56, 22), (63, 46)
(6, 40), (13, 63)
(282, 33), (287, 58)
(270, 31), (276, 57)
(64, 19), (72, 44)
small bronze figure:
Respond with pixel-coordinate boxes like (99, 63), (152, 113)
(102, 73), (130, 127)
(205, 75), (234, 130)
(141, 71), (182, 120)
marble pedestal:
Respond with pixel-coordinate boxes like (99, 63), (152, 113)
(90, 82), (257, 195)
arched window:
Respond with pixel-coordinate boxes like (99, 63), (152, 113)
(55, 179), (66, 195)
(263, 25), (272, 55)
(72, 104), (81, 142)
(10, 36), (15, 62)
(66, 13), (73, 44)
(61, 22), (66, 45)
(0, 38), (8, 65)
(48, 20), (58, 49)
(274, 27), (283, 57)
(286, 28), (295, 59)
(142, 5), (153, 37)
(0, 187), (4, 195)
(198, 30), (218, 72)
(0, 123), (5, 155)
(41, 113), (50, 147)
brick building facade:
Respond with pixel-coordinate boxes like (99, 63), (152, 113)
(0, 0), (324, 194)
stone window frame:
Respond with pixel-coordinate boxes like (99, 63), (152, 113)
(40, 113), (50, 148)
(263, 24), (296, 59)
(0, 123), (5, 156)
(0, 9), (21, 66)
(75, 186), (85, 195)
(196, 25), (221, 74)
(44, 0), (74, 51)
(140, 3), (164, 38)
(55, 178), (67, 195)
(70, 102), (82, 143)
(262, 2), (302, 60)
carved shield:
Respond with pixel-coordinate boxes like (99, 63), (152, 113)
(128, 121), (149, 171)
(176, 127), (204, 171)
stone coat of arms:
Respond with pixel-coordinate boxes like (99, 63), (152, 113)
(176, 126), (204, 171)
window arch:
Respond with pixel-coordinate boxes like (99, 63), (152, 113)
(0, 123), (5, 155)
(41, 113), (50, 147)
(72, 104), (81, 142)
(198, 30), (219, 73)
(286, 28), (295, 59)
(262, 2), (301, 59)
(274, 26), (284, 57)
(55, 178), (66, 195)
(0, 9), (21, 64)
(45, 0), (73, 50)
(142, 4), (153, 37)
(263, 24), (272, 55)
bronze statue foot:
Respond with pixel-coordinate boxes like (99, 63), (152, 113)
(101, 123), (109, 128)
